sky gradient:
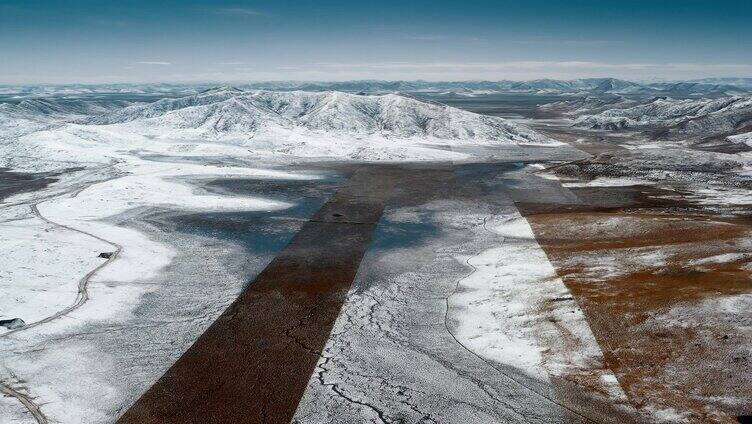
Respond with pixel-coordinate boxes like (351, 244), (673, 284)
(2, 0), (751, 83)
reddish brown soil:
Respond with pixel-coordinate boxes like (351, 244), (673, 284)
(520, 193), (752, 423)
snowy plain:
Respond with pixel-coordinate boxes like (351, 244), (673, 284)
(0, 89), (583, 423)
(5, 85), (743, 423)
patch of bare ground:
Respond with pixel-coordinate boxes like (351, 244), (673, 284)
(519, 187), (752, 423)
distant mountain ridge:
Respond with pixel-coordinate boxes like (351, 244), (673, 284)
(238, 78), (746, 96)
(3, 78), (751, 100)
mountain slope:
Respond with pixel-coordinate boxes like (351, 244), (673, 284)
(728, 131), (752, 147)
(574, 96), (752, 138)
(0, 98), (136, 140)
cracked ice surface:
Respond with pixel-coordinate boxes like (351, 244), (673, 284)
(293, 190), (629, 423)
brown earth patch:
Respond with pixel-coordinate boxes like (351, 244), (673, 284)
(519, 189), (752, 423)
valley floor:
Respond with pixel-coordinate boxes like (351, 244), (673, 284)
(1, 120), (751, 424)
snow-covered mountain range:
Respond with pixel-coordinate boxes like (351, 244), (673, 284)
(84, 88), (553, 144)
(181, 78), (752, 96)
(0, 88), (561, 165)
(573, 96), (752, 140)
(4, 78), (751, 100)
(237, 78), (752, 96)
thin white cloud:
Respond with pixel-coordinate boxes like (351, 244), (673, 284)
(218, 62), (245, 66)
(405, 35), (486, 43)
(212, 7), (266, 17)
(509, 37), (620, 47)
(136, 61), (172, 66)
(406, 35), (450, 41)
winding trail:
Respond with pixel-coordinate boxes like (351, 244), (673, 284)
(1, 382), (48, 424)
(1, 175), (123, 338)
(1, 165), (124, 423)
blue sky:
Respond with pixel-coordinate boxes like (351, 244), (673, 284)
(1, 0), (751, 83)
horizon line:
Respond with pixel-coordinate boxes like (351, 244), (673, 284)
(3, 76), (752, 87)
